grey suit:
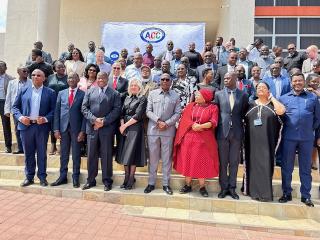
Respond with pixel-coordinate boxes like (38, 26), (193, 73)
(108, 75), (128, 103)
(0, 73), (14, 150)
(146, 88), (181, 186)
(54, 88), (86, 181)
(214, 88), (249, 190)
(214, 65), (237, 89)
(4, 78), (32, 152)
(196, 63), (218, 82)
(82, 86), (121, 185)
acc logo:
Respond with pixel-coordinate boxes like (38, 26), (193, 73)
(140, 27), (166, 43)
(109, 51), (120, 61)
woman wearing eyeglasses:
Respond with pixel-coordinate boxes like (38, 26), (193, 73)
(64, 48), (86, 77)
(173, 89), (219, 197)
(172, 63), (197, 110)
(78, 64), (100, 92)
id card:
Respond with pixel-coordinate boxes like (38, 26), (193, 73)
(254, 118), (262, 126)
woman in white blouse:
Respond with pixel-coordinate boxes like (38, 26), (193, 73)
(64, 48), (86, 77)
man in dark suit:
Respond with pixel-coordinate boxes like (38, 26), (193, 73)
(51, 73), (86, 188)
(81, 71), (121, 191)
(12, 69), (56, 187)
(108, 62), (128, 103)
(0, 61), (14, 153)
(197, 51), (218, 82)
(214, 52), (238, 89)
(237, 48), (256, 79)
(214, 72), (249, 200)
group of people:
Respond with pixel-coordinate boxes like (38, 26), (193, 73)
(0, 36), (319, 208)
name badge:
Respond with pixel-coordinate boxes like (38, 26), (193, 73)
(254, 118), (262, 126)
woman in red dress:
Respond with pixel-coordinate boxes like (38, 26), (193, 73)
(173, 89), (219, 197)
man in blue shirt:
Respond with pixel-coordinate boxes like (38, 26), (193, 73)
(279, 72), (320, 207)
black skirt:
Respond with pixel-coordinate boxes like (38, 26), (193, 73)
(116, 121), (146, 167)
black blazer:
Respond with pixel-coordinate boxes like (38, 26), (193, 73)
(214, 88), (249, 140)
(81, 86), (121, 135)
(108, 76), (128, 103)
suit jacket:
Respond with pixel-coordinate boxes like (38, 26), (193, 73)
(4, 78), (32, 115)
(108, 75), (128, 102)
(196, 63), (218, 82)
(53, 88), (86, 134)
(1, 73), (15, 98)
(12, 85), (56, 131)
(238, 60), (256, 79)
(214, 88), (249, 140)
(237, 79), (252, 96)
(212, 46), (227, 65)
(81, 86), (121, 135)
(262, 75), (291, 98)
(214, 65), (237, 89)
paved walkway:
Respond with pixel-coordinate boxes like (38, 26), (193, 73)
(0, 190), (317, 240)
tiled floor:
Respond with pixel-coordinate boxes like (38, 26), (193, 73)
(0, 190), (317, 240)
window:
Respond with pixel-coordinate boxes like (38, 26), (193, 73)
(300, 0), (320, 6)
(254, 17), (320, 50)
(275, 18), (297, 34)
(276, 0), (298, 6)
(255, 0), (274, 6)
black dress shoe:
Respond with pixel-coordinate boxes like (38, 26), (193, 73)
(179, 185), (192, 194)
(144, 184), (155, 194)
(229, 189), (239, 200)
(5, 147), (12, 153)
(13, 150), (24, 154)
(163, 185), (173, 195)
(104, 184), (112, 191)
(278, 194), (292, 203)
(50, 178), (68, 186)
(73, 179), (80, 188)
(20, 179), (34, 187)
(218, 189), (229, 198)
(199, 187), (209, 197)
(40, 179), (48, 187)
(82, 182), (96, 190)
(301, 197), (314, 207)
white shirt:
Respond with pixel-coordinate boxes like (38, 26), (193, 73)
(30, 85), (43, 120)
(273, 76), (282, 99)
(124, 64), (142, 80)
(0, 74), (5, 99)
(227, 64), (236, 73)
(98, 62), (112, 74)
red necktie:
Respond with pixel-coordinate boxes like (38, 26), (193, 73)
(239, 81), (243, 91)
(113, 76), (117, 89)
(69, 89), (74, 106)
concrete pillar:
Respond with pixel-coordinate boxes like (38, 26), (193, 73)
(37, 0), (61, 59)
(217, 0), (255, 48)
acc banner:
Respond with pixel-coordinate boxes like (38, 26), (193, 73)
(101, 22), (205, 62)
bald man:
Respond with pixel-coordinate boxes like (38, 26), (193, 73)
(12, 69), (56, 187)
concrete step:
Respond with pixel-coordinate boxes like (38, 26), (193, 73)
(0, 165), (319, 199)
(0, 141), (60, 152)
(0, 152), (319, 182)
(0, 178), (320, 224)
(122, 205), (320, 238)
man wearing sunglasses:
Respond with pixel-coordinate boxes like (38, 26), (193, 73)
(283, 43), (307, 72)
(4, 66), (32, 154)
(144, 73), (181, 195)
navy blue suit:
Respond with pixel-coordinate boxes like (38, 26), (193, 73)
(53, 88), (86, 181)
(12, 85), (56, 181)
(262, 75), (291, 99)
(279, 90), (320, 199)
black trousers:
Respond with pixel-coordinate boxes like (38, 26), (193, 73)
(218, 129), (241, 191)
(0, 100), (12, 149)
(87, 131), (113, 185)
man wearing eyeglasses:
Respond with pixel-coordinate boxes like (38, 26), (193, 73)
(159, 40), (175, 62)
(283, 43), (307, 71)
(4, 66), (32, 154)
(144, 73), (181, 195)
(12, 69), (56, 187)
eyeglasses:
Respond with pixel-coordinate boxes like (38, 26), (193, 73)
(22, 70), (28, 73)
(113, 67), (120, 70)
(88, 69), (96, 72)
(167, 43), (173, 46)
(288, 48), (294, 50)
(275, 61), (282, 63)
(161, 78), (171, 82)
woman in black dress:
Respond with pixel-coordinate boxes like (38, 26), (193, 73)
(243, 82), (285, 201)
(116, 79), (147, 190)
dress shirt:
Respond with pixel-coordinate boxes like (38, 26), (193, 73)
(99, 85), (108, 94)
(247, 46), (260, 62)
(97, 62), (112, 74)
(280, 90), (320, 141)
(18, 79), (28, 92)
(0, 74), (5, 99)
(163, 50), (174, 61)
(124, 64), (142, 80)
(30, 85), (43, 120)
(69, 87), (78, 98)
(86, 52), (96, 64)
(227, 64), (236, 73)
(272, 76), (282, 99)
